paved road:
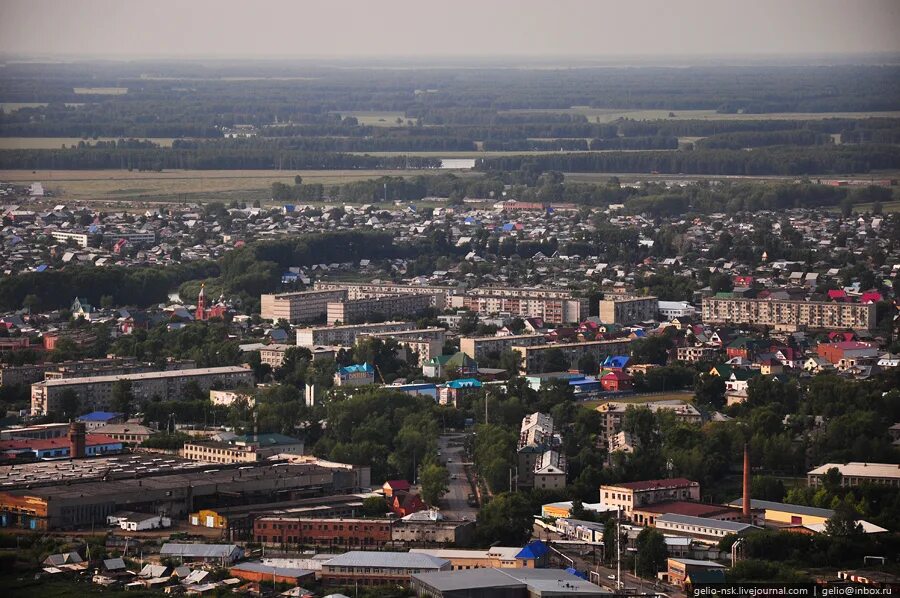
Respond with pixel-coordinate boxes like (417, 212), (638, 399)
(437, 433), (478, 521)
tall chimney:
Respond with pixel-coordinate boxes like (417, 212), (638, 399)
(69, 421), (86, 459)
(742, 443), (751, 522)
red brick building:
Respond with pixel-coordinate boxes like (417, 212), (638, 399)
(600, 370), (634, 392)
(253, 517), (392, 548)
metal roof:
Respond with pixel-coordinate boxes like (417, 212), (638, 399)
(159, 543), (241, 559)
(231, 561), (314, 578)
(728, 498), (834, 518)
(323, 551), (448, 570)
(657, 513), (758, 532)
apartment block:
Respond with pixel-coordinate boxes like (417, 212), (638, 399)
(361, 328), (447, 366)
(701, 296), (876, 331)
(456, 288), (587, 324)
(511, 339), (631, 375)
(313, 281), (452, 309)
(459, 334), (546, 361)
(676, 346), (722, 363)
(260, 289), (348, 323)
(596, 401), (701, 445)
(51, 231), (99, 248)
(326, 293), (439, 325)
(296, 321), (416, 347)
(31, 366), (254, 416)
(599, 296), (659, 325)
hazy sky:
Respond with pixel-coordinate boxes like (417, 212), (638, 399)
(1, 0), (899, 59)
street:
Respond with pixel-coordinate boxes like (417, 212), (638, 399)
(437, 432), (478, 521)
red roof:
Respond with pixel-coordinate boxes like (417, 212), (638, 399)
(635, 501), (738, 517)
(828, 289), (848, 301)
(612, 477), (698, 491)
(861, 291), (882, 303)
(383, 479), (411, 491)
(0, 434), (120, 452)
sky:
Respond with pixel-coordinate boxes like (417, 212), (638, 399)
(1, 0), (899, 60)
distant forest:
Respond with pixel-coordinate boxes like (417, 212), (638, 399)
(1, 62), (898, 174)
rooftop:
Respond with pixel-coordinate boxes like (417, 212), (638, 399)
(36, 365), (250, 387)
(657, 513), (758, 532)
(808, 462), (900, 479)
(324, 551), (448, 570)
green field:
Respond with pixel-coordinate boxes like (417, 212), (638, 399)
(0, 137), (177, 149)
(0, 167), (473, 205)
(499, 107), (900, 123)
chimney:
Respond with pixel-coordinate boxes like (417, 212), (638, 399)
(69, 421), (86, 460)
(742, 443), (751, 522)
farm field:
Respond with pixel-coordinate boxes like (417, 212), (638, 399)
(72, 87), (128, 95)
(0, 168), (468, 204)
(499, 107), (900, 122)
(0, 137), (177, 149)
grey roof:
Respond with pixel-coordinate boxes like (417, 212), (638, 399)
(231, 561), (314, 578)
(324, 551), (449, 570)
(412, 568), (610, 596)
(657, 513), (758, 532)
(103, 557), (126, 570)
(668, 558), (727, 568)
(160, 543), (241, 559)
(729, 498), (834, 519)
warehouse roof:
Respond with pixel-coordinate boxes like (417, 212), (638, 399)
(412, 568), (609, 595)
(35, 366), (250, 387)
(160, 543), (241, 559)
(324, 551), (448, 570)
(657, 514), (759, 533)
(230, 561), (314, 578)
(808, 462), (900, 480)
(728, 498), (834, 518)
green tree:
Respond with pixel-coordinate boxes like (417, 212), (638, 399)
(58, 389), (81, 420)
(634, 528), (668, 578)
(361, 495), (387, 517)
(476, 493), (533, 546)
(111, 379), (135, 419)
(824, 502), (863, 537)
(694, 374), (726, 410)
(540, 348), (570, 373)
(22, 293), (39, 314)
(419, 463), (450, 507)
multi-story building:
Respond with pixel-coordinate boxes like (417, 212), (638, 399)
(181, 433), (303, 464)
(533, 450), (566, 490)
(455, 288), (587, 324)
(517, 413), (560, 489)
(511, 339), (631, 375)
(599, 296), (659, 325)
(459, 334), (546, 361)
(326, 293), (440, 325)
(259, 344), (294, 368)
(655, 514), (758, 544)
(701, 296), (877, 331)
(361, 328), (447, 366)
(676, 346), (721, 363)
(596, 400), (701, 445)
(260, 289), (348, 323)
(320, 551), (450, 587)
(808, 463), (900, 488)
(1, 357), (142, 388)
(296, 321), (416, 347)
(30, 366), (254, 416)
(51, 231), (99, 248)
(334, 363), (375, 387)
(313, 281), (453, 309)
(254, 517), (393, 548)
(600, 478), (701, 520)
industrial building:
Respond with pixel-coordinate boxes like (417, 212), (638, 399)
(30, 366), (254, 416)
(600, 478), (701, 520)
(410, 568), (609, 598)
(807, 462), (900, 488)
(320, 551), (450, 587)
(0, 461), (354, 530)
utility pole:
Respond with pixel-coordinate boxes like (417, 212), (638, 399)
(616, 509), (622, 590)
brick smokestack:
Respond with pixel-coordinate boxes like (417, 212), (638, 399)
(69, 421), (86, 459)
(742, 443), (751, 522)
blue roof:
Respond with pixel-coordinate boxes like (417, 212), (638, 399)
(339, 362), (374, 374)
(446, 378), (482, 389)
(565, 567), (587, 579)
(77, 411), (122, 422)
(283, 204), (295, 212)
(35, 264), (48, 272)
(502, 222), (515, 231)
(516, 540), (550, 560)
(602, 355), (630, 368)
